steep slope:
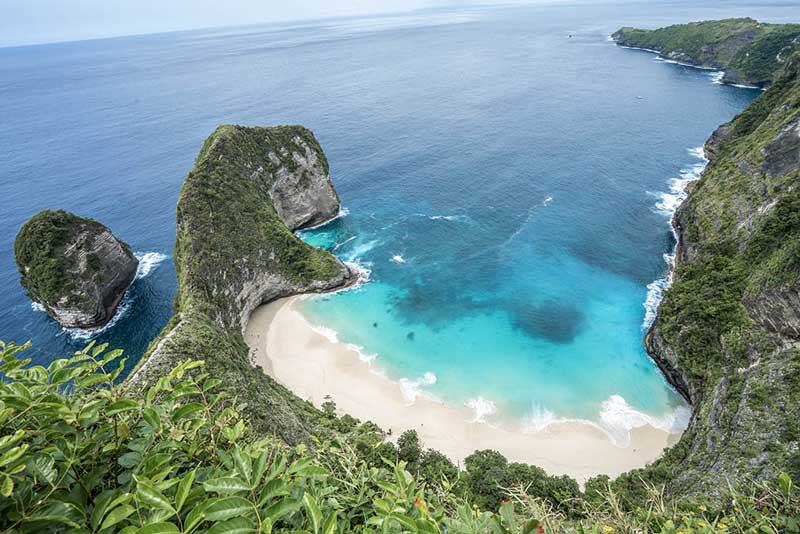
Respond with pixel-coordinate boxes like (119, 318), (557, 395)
(612, 18), (800, 87)
(611, 53), (800, 500)
(127, 125), (353, 444)
(14, 210), (138, 328)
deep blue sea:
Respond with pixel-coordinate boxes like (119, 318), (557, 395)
(2, 0), (796, 438)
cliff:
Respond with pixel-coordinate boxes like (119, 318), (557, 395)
(612, 51), (800, 500)
(127, 125), (353, 443)
(612, 18), (800, 87)
(14, 210), (138, 329)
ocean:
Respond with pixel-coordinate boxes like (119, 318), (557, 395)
(1, 0), (795, 441)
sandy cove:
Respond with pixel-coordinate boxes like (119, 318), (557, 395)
(244, 296), (680, 483)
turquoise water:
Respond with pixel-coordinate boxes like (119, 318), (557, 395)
(2, 1), (794, 439)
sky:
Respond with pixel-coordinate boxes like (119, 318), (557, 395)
(0, 0), (506, 47)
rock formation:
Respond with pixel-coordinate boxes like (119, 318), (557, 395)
(14, 210), (138, 329)
(127, 125), (352, 444)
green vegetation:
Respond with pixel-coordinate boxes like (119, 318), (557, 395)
(14, 210), (84, 304)
(3, 340), (800, 533)
(605, 52), (800, 500)
(613, 18), (800, 86)
(128, 125), (351, 443)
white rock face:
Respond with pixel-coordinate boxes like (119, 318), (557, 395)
(267, 135), (341, 230)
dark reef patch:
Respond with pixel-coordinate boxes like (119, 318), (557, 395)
(511, 300), (585, 344)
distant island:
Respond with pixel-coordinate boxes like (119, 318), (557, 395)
(613, 17), (800, 87)
(3, 17), (799, 533)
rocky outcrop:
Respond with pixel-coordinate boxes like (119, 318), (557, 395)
(14, 210), (138, 329)
(762, 119), (800, 177)
(127, 125), (352, 444)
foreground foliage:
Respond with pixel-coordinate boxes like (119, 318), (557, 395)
(1, 340), (799, 533)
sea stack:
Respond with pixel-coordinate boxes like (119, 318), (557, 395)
(14, 209), (138, 329)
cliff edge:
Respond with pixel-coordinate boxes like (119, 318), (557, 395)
(613, 52), (800, 501)
(127, 125), (353, 444)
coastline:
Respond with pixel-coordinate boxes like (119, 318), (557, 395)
(244, 296), (681, 483)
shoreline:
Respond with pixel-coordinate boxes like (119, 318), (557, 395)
(244, 296), (681, 483)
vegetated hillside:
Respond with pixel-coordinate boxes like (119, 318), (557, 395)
(127, 125), (354, 444)
(1, 340), (798, 533)
(612, 18), (800, 87)
(606, 51), (800, 503)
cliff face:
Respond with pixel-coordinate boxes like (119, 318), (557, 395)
(629, 54), (800, 499)
(14, 210), (138, 329)
(612, 18), (800, 87)
(128, 125), (352, 444)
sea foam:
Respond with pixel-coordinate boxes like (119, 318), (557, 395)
(523, 396), (689, 447)
(398, 372), (438, 405)
(465, 396), (497, 423)
(642, 148), (707, 329)
(598, 395), (691, 447)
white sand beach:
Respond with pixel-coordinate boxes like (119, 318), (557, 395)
(244, 296), (681, 483)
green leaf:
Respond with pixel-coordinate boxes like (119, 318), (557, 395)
(176, 468), (196, 512)
(106, 399), (140, 416)
(207, 516), (257, 534)
(136, 477), (176, 514)
(100, 504), (136, 530)
(172, 402), (204, 421)
(1, 475), (13, 497)
(232, 447), (252, 485)
(523, 519), (540, 534)
(205, 496), (253, 522)
(203, 476), (250, 494)
(322, 512), (338, 534)
(90, 490), (117, 530)
(135, 522), (180, 534)
(303, 493), (322, 534)
(262, 497), (300, 522)
(143, 407), (162, 430)
(203, 378), (223, 392)
(0, 444), (28, 468)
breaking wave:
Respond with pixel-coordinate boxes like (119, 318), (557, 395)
(465, 396), (497, 423)
(398, 372), (438, 405)
(523, 395), (690, 447)
(642, 147), (707, 329)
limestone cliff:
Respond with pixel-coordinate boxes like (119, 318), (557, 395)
(127, 125), (352, 444)
(615, 52), (800, 501)
(14, 210), (138, 329)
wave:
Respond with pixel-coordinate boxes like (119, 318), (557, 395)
(332, 235), (357, 252)
(307, 323), (377, 364)
(642, 148), (708, 329)
(522, 395), (689, 447)
(343, 261), (371, 289)
(302, 207), (350, 231)
(525, 403), (559, 432)
(598, 395), (690, 447)
(429, 214), (469, 222)
(654, 56), (718, 71)
(135, 251), (168, 279)
(340, 238), (380, 262)
(398, 372), (437, 405)
(465, 396), (497, 423)
(62, 250), (167, 340)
